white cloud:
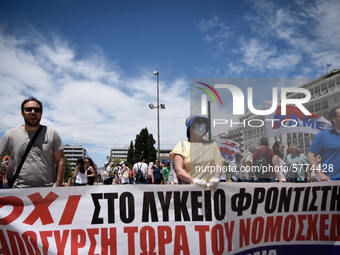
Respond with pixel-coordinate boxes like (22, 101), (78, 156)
(247, 0), (340, 73)
(198, 15), (232, 58)
(238, 38), (301, 72)
(0, 29), (189, 167)
(197, 0), (340, 76)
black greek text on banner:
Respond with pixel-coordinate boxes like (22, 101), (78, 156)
(0, 182), (340, 255)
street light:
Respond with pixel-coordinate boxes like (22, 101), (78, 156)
(149, 71), (165, 162)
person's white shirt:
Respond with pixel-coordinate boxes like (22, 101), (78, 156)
(102, 170), (109, 181)
(133, 162), (148, 180)
(119, 165), (129, 184)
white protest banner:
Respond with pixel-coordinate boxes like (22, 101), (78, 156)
(1, 182), (340, 254)
(263, 100), (331, 137)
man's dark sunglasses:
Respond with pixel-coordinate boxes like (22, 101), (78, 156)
(24, 107), (42, 113)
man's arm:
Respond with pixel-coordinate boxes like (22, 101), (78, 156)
(307, 152), (331, 181)
(54, 150), (65, 186)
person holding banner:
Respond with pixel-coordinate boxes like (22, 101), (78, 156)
(0, 97), (65, 188)
(307, 106), (340, 181)
(286, 144), (309, 182)
(253, 137), (275, 182)
(241, 143), (257, 182)
(229, 152), (244, 182)
(169, 115), (224, 191)
(272, 141), (287, 182)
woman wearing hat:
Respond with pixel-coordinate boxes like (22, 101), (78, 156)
(169, 115), (224, 191)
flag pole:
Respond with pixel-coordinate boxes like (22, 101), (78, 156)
(208, 100), (211, 142)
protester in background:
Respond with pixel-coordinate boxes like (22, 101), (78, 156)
(162, 160), (171, 183)
(286, 144), (309, 182)
(167, 166), (178, 184)
(229, 152), (244, 182)
(169, 115), (224, 191)
(85, 157), (96, 185)
(219, 170), (227, 182)
(253, 137), (275, 182)
(151, 159), (165, 184)
(241, 143), (257, 182)
(0, 156), (9, 189)
(1, 156), (10, 188)
(133, 155), (148, 184)
(0, 97), (65, 188)
(104, 162), (114, 185)
(113, 163), (121, 184)
(272, 141), (287, 182)
(73, 158), (87, 186)
(119, 162), (129, 185)
(147, 162), (154, 184)
(102, 168), (110, 185)
(129, 165), (134, 184)
(285, 147), (292, 162)
(0, 170), (4, 186)
(311, 155), (322, 182)
(307, 106), (340, 181)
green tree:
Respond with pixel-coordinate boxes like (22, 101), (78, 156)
(113, 157), (121, 165)
(64, 157), (73, 182)
(127, 140), (134, 166)
(134, 127), (156, 163)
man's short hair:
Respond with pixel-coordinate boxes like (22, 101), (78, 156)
(248, 143), (257, 153)
(289, 143), (301, 153)
(329, 106), (340, 126)
(21, 97), (43, 113)
(260, 137), (269, 147)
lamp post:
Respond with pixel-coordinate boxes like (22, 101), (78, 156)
(150, 71), (163, 161)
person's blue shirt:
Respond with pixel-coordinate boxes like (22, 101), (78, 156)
(309, 126), (340, 180)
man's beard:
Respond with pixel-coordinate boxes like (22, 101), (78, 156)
(24, 116), (41, 127)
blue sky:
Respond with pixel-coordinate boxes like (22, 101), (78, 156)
(0, 0), (339, 167)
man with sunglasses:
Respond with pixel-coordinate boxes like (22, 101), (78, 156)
(0, 97), (65, 188)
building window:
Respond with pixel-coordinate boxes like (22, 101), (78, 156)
(314, 86), (320, 97)
(314, 103), (321, 112)
(308, 105), (314, 112)
(304, 138), (310, 148)
(321, 83), (328, 94)
(322, 100), (328, 110)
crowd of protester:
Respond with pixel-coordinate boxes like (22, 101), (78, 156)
(0, 97), (338, 188)
(227, 137), (316, 183)
(101, 156), (176, 186)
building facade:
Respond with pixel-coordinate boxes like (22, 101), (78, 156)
(231, 69), (340, 154)
(109, 147), (128, 163)
(285, 69), (340, 153)
(64, 145), (89, 171)
(109, 146), (171, 165)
